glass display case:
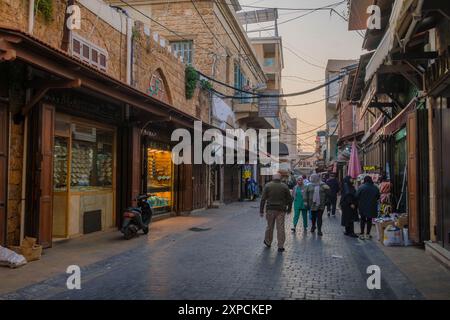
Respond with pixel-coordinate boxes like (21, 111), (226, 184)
(146, 143), (173, 213)
(53, 137), (69, 192)
(70, 124), (113, 192)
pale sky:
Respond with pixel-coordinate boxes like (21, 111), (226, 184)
(240, 0), (363, 151)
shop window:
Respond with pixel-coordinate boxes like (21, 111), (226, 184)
(70, 124), (114, 192)
(71, 34), (108, 72)
(171, 40), (193, 64)
(54, 137), (69, 192)
(146, 141), (173, 214)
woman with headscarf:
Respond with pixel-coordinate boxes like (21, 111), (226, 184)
(340, 176), (358, 238)
(291, 176), (308, 233)
(356, 175), (380, 240)
(305, 173), (330, 236)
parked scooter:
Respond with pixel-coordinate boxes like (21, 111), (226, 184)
(121, 194), (153, 240)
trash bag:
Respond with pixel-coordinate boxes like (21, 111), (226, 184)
(0, 245), (27, 268)
(383, 225), (403, 246)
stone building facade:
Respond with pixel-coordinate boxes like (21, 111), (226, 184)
(0, 0), (214, 246)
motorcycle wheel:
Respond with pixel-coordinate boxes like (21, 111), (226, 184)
(123, 227), (136, 240)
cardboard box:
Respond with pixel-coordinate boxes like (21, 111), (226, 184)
(9, 237), (42, 262)
(396, 215), (408, 229)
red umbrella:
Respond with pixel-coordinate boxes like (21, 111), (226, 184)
(347, 140), (361, 179)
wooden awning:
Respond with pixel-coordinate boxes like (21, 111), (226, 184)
(383, 98), (416, 136)
(0, 27), (199, 129)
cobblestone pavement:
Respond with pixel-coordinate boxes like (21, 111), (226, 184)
(1, 202), (423, 300)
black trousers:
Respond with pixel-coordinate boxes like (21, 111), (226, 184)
(311, 210), (323, 232)
(326, 196), (337, 215)
(360, 216), (372, 234)
(345, 222), (355, 235)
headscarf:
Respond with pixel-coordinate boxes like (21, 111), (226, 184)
(309, 174), (321, 205)
(342, 176), (355, 195)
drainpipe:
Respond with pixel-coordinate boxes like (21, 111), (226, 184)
(402, 0), (424, 51)
(126, 16), (133, 86)
(19, 117), (28, 244)
(28, 0), (35, 34)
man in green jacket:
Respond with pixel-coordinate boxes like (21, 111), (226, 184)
(260, 173), (293, 252)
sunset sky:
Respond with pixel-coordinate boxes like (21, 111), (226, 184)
(240, 0), (364, 151)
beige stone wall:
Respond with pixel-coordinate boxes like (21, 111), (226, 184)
(7, 122), (24, 246)
(1, 0), (209, 245)
(131, 0), (265, 98)
(132, 20), (210, 121)
(1, 0), (205, 118)
(0, 0), (29, 32)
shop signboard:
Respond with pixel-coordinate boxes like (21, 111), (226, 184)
(258, 91), (279, 118)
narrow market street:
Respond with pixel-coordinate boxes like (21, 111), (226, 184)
(2, 202), (448, 300)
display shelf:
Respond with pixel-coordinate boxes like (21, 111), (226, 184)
(147, 186), (172, 192)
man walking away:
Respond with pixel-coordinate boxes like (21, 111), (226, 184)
(356, 175), (380, 240)
(305, 174), (330, 236)
(260, 173), (293, 252)
(326, 173), (340, 217)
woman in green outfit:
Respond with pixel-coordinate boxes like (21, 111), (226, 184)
(291, 177), (308, 233)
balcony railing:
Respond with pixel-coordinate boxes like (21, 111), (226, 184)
(426, 52), (450, 95)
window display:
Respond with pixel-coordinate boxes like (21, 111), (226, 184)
(54, 137), (69, 192)
(70, 124), (114, 192)
(146, 142), (173, 213)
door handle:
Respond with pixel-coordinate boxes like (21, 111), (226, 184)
(0, 202), (5, 208)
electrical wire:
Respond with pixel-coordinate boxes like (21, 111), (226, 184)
(283, 75), (324, 83)
(118, 0), (265, 83)
(238, 1), (346, 12)
(201, 70), (344, 98)
(250, 1), (346, 33)
(284, 46), (325, 69)
(191, 0), (227, 52)
(277, 116), (337, 136)
(285, 95), (337, 107)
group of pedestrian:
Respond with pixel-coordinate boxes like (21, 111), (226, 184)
(259, 172), (381, 252)
(340, 175), (380, 239)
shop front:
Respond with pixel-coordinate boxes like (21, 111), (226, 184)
(52, 112), (116, 239)
(223, 164), (241, 203)
(142, 137), (174, 215)
(25, 91), (122, 245)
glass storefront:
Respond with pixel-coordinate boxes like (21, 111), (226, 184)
(145, 141), (173, 214)
(52, 114), (115, 238)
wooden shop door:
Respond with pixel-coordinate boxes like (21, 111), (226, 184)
(26, 104), (55, 248)
(0, 104), (8, 246)
(407, 112), (419, 243)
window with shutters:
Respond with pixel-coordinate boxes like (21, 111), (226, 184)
(171, 41), (193, 64)
(71, 34), (108, 72)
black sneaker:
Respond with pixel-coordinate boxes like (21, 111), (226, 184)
(318, 231), (323, 236)
(278, 248), (285, 252)
(311, 227), (316, 233)
(291, 228), (296, 233)
(264, 240), (271, 248)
